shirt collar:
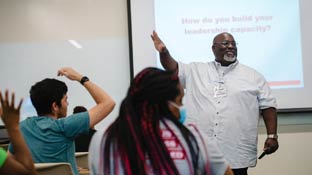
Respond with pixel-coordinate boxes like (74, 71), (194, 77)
(213, 60), (239, 74)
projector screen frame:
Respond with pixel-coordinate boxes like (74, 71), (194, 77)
(126, 0), (312, 112)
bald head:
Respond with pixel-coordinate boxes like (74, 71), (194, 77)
(213, 32), (234, 44)
(212, 32), (237, 66)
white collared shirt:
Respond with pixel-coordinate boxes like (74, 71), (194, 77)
(179, 60), (277, 168)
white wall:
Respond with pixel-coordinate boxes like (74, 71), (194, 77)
(0, 0), (130, 129)
(250, 114), (312, 175)
(250, 131), (312, 175)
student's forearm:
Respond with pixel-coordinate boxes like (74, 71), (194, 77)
(83, 81), (115, 127)
(7, 128), (36, 174)
(83, 81), (113, 105)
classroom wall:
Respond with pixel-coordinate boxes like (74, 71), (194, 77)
(0, 1), (311, 175)
(249, 113), (312, 175)
(0, 0), (130, 129)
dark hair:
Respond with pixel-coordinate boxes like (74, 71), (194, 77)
(102, 67), (201, 174)
(73, 106), (87, 114)
(30, 78), (67, 116)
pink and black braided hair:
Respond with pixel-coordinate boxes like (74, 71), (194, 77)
(102, 67), (205, 174)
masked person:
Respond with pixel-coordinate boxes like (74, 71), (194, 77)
(89, 67), (233, 175)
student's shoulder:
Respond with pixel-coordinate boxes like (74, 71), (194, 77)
(61, 112), (89, 122)
(19, 116), (44, 126)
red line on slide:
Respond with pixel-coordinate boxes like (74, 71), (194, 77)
(268, 80), (301, 86)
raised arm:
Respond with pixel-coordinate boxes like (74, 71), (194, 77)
(151, 31), (178, 73)
(0, 90), (37, 175)
(57, 67), (115, 128)
(262, 107), (279, 154)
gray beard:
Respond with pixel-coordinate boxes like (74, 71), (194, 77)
(223, 55), (236, 62)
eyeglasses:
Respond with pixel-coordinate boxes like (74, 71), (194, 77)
(214, 40), (238, 47)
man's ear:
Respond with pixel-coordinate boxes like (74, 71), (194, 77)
(51, 102), (59, 114)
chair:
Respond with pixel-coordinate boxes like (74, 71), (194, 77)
(0, 125), (9, 145)
(35, 162), (74, 175)
(0, 126), (10, 151)
(75, 152), (89, 175)
(75, 152), (88, 169)
(0, 143), (9, 151)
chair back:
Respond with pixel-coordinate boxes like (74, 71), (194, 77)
(75, 152), (89, 169)
(35, 162), (74, 175)
(0, 125), (9, 144)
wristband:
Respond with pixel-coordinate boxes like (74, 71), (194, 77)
(267, 134), (278, 139)
(80, 76), (90, 85)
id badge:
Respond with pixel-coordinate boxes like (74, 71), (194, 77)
(214, 84), (227, 98)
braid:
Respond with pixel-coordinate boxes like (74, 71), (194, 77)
(102, 67), (203, 174)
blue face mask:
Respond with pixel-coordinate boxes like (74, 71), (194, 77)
(170, 101), (187, 124)
(178, 106), (187, 124)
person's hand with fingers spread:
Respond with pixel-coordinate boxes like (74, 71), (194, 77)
(0, 90), (23, 130)
(0, 90), (37, 175)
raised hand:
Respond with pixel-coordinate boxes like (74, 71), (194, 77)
(57, 67), (83, 82)
(151, 31), (168, 53)
(0, 90), (23, 130)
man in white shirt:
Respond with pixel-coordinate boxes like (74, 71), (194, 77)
(151, 31), (279, 175)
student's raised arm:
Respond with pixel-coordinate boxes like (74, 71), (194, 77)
(0, 90), (37, 175)
(57, 67), (115, 128)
